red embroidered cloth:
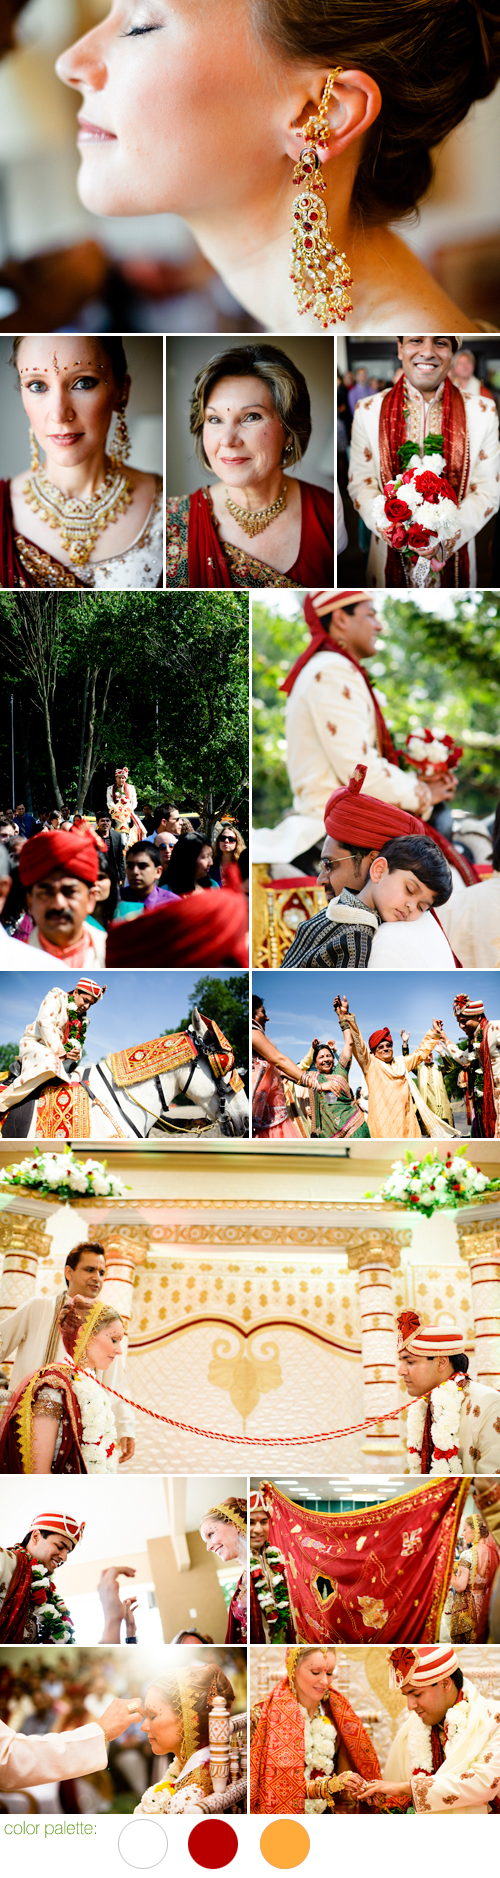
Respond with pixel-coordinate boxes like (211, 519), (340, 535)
(187, 484), (335, 588)
(0, 1548), (33, 1642)
(262, 1477), (469, 1642)
(251, 1676), (380, 1813)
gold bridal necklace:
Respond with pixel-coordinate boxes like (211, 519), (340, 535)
(225, 481), (287, 538)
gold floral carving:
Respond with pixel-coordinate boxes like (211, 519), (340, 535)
(207, 1331), (282, 1424)
(0, 1212), (52, 1260)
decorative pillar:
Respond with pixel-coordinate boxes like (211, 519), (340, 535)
(208, 1696), (230, 1795)
(347, 1231), (407, 1456)
(457, 1206), (500, 1387)
(0, 1204), (53, 1317)
(98, 1219), (150, 1327)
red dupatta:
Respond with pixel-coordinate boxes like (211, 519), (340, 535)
(250, 1676), (380, 1814)
(187, 485), (335, 588)
(0, 1548), (34, 1642)
(379, 377), (470, 587)
(0, 1365), (86, 1473)
(0, 480), (83, 589)
(476, 1017), (498, 1137)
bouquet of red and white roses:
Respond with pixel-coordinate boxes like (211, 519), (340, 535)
(372, 436), (460, 586)
(405, 728), (463, 781)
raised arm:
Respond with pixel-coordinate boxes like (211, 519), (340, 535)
(252, 1024), (317, 1086)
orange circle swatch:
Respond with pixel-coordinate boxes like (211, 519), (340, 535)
(260, 1822), (310, 1869)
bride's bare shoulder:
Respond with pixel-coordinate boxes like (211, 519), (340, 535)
(353, 228), (481, 335)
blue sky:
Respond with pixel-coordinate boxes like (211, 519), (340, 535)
(0, 971), (247, 1057)
(252, 971), (500, 1061)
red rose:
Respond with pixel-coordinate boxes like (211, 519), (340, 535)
(387, 525), (407, 548)
(414, 470), (443, 503)
(31, 1588), (47, 1606)
(438, 478), (458, 506)
(406, 523), (436, 549)
(384, 496), (412, 521)
(401, 471), (415, 484)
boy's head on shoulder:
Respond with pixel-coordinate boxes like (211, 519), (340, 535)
(359, 836), (452, 925)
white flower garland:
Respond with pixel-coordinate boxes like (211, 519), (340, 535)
(30, 1562), (74, 1643)
(72, 1371), (119, 1472)
(301, 1704), (336, 1815)
(406, 1376), (466, 1476)
(0, 1149), (129, 1199)
(250, 1547), (291, 1641)
(137, 1760), (206, 1816)
(408, 1679), (473, 1777)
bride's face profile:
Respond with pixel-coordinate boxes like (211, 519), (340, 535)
(141, 1686), (184, 1754)
(200, 1514), (240, 1561)
(16, 338), (128, 471)
(202, 377), (288, 486)
(56, 0), (288, 220)
(87, 1317), (124, 1369)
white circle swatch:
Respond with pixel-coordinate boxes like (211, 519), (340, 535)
(118, 1821), (168, 1868)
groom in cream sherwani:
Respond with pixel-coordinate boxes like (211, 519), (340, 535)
(348, 335), (500, 586)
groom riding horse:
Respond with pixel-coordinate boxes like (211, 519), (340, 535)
(0, 998), (249, 1139)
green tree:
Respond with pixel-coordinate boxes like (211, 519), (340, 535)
(0, 592), (249, 838)
(163, 974), (249, 1073)
(0, 1042), (19, 1073)
(252, 591), (500, 824)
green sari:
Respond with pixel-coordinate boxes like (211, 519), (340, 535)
(311, 1070), (370, 1139)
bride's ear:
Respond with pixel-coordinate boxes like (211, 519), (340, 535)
(283, 69), (382, 163)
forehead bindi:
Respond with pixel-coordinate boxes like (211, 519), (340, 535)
(18, 345), (109, 382)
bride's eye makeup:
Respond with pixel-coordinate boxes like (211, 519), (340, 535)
(120, 8), (165, 35)
(24, 376), (102, 393)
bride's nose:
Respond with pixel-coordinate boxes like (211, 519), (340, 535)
(56, 24), (108, 90)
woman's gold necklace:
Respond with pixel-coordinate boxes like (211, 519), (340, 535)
(225, 480), (287, 538)
(23, 456), (134, 567)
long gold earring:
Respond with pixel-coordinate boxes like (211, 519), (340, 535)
(110, 407), (131, 468)
(29, 426), (40, 471)
(290, 70), (353, 329)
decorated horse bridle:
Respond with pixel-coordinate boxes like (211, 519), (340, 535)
(119, 1029), (239, 1137)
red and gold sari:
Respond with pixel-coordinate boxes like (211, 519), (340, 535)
(165, 483), (335, 588)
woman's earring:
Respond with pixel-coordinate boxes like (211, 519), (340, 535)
(29, 426), (40, 471)
(110, 406), (131, 468)
(283, 435), (294, 464)
(290, 69), (353, 329)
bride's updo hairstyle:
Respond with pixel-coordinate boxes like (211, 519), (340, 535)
(151, 1663), (235, 1739)
(253, 0), (500, 224)
(190, 343), (312, 470)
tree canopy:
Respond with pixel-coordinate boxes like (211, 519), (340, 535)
(162, 973), (249, 1076)
(253, 591), (500, 824)
(0, 591), (249, 837)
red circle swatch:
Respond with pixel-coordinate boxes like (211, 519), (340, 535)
(188, 1822), (238, 1870)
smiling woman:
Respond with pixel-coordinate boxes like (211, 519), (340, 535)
(0, 335), (163, 589)
(53, 0), (500, 333)
(165, 343), (335, 587)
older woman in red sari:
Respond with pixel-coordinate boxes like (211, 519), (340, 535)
(251, 1646), (380, 1813)
(166, 343), (334, 589)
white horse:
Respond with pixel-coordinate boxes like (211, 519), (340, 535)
(4, 1010), (249, 1141)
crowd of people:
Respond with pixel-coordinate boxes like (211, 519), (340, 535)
(252, 991), (500, 1139)
(337, 338), (500, 585)
(0, 776), (248, 969)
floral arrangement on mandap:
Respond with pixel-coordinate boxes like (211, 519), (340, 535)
(366, 1147), (500, 1218)
(0, 1148), (130, 1200)
(405, 728), (462, 783)
(372, 433), (460, 588)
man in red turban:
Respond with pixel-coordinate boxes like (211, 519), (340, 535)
(0, 977), (106, 1123)
(332, 994), (458, 1140)
(106, 869), (248, 968)
(280, 766), (453, 970)
(253, 590), (461, 874)
(362, 1643), (500, 1813)
(18, 829), (105, 968)
(0, 1511), (84, 1644)
(430, 997), (500, 1140)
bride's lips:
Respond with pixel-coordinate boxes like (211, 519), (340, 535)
(77, 117), (117, 142)
(48, 433), (84, 445)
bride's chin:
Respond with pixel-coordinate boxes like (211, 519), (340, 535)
(76, 158), (127, 219)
